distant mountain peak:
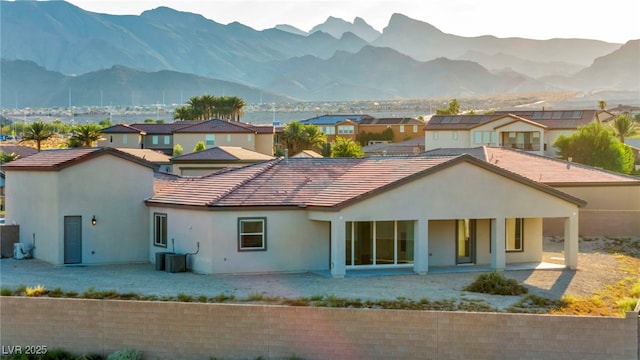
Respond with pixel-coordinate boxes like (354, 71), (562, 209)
(310, 15), (380, 42)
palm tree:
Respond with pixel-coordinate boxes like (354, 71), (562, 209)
(20, 120), (53, 151)
(69, 123), (104, 147)
(229, 96), (246, 122)
(173, 106), (193, 120)
(302, 124), (327, 151)
(281, 121), (305, 154)
(609, 114), (638, 143)
(598, 100), (607, 110)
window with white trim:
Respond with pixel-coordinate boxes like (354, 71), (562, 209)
(413, 125), (418, 133)
(238, 217), (266, 251)
(152, 135), (159, 145)
(163, 135), (170, 145)
(338, 125), (354, 134)
(154, 213), (167, 247)
(473, 131), (497, 145)
(505, 218), (524, 252)
(205, 134), (215, 146)
(399, 125), (405, 133)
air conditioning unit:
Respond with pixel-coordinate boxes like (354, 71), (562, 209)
(165, 253), (186, 273)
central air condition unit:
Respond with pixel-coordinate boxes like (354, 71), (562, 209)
(165, 253), (186, 273)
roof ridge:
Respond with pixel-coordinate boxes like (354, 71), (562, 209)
(206, 159), (282, 206)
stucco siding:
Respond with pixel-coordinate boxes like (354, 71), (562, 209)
(56, 155), (153, 264)
(173, 133), (256, 154)
(5, 171), (60, 264)
(427, 220), (456, 266)
(424, 130), (470, 150)
(556, 185), (640, 211)
(149, 208), (330, 275)
(254, 133), (275, 156)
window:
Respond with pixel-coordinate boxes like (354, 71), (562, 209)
(163, 136), (170, 145)
(321, 126), (335, 135)
(338, 125), (354, 134)
(205, 134), (215, 147)
(152, 135), (159, 145)
(345, 220), (414, 266)
(226, 134), (231, 142)
(238, 217), (266, 251)
(122, 134), (128, 144)
(399, 125), (405, 133)
(505, 218), (524, 252)
(247, 134), (253, 142)
(432, 132), (439, 140)
(154, 213), (167, 247)
(474, 131), (496, 145)
(452, 131), (458, 140)
(109, 135), (113, 143)
(413, 125), (418, 133)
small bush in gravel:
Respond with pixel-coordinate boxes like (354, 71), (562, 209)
(464, 271), (528, 295)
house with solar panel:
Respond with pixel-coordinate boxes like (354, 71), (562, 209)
(424, 109), (614, 157)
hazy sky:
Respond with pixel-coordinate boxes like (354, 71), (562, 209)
(63, 0), (639, 43)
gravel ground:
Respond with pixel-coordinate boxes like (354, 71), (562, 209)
(1, 236), (638, 312)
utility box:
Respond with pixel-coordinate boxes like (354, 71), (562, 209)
(165, 253), (186, 273)
(155, 252), (175, 271)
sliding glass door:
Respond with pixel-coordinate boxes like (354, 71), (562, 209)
(345, 220), (415, 266)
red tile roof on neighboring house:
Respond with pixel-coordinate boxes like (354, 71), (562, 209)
(173, 119), (267, 134)
(424, 146), (640, 185)
(147, 154), (587, 209)
(171, 146), (274, 162)
(2, 147), (157, 171)
(0, 145), (39, 159)
(100, 124), (147, 134)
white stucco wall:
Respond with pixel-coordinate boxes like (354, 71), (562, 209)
(173, 133), (257, 154)
(5, 171), (60, 264)
(424, 130), (470, 150)
(148, 207), (330, 275)
(5, 154), (154, 265)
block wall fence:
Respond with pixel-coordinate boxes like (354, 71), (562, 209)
(0, 297), (638, 360)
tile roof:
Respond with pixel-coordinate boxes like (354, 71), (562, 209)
(131, 121), (207, 134)
(424, 146), (640, 185)
(292, 150), (323, 158)
(425, 110), (598, 131)
(100, 124), (146, 134)
(171, 146), (274, 162)
(300, 114), (374, 125)
(173, 119), (260, 134)
(2, 147), (157, 171)
(147, 154), (587, 209)
(115, 148), (172, 163)
(0, 145), (39, 159)
(362, 137), (425, 155)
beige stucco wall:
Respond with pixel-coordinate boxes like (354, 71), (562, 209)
(5, 154), (154, 265)
(1, 297), (637, 360)
(173, 133), (257, 154)
(424, 130), (471, 150)
(98, 133), (143, 149)
(255, 133), (275, 156)
(5, 171), (60, 263)
(148, 207), (330, 274)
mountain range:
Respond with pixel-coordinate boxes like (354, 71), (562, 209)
(1, 0), (638, 107)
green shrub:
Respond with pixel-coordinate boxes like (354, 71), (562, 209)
(1, 286), (12, 296)
(106, 349), (141, 360)
(464, 271), (529, 295)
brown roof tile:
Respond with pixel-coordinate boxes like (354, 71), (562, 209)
(2, 147), (157, 171)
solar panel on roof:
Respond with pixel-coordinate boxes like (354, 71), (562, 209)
(572, 111), (582, 119)
(532, 112), (543, 120)
(552, 112), (562, 119)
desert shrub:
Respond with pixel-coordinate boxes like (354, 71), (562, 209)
(464, 271), (528, 295)
(25, 285), (47, 297)
(106, 349), (141, 360)
(1, 286), (12, 296)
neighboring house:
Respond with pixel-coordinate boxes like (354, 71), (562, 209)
(172, 119), (275, 156)
(625, 139), (640, 171)
(358, 117), (425, 143)
(424, 109), (610, 157)
(0, 171), (5, 211)
(115, 148), (173, 173)
(292, 150), (323, 158)
(171, 146), (274, 176)
(99, 120), (276, 156)
(300, 114), (374, 142)
(146, 155), (584, 277)
(424, 146), (640, 237)
(362, 137), (425, 156)
(3, 148), (156, 265)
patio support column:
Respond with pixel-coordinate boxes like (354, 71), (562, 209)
(414, 219), (428, 275)
(491, 217), (506, 270)
(563, 212), (579, 270)
(330, 216), (346, 278)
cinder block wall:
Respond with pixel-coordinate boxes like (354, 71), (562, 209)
(0, 297), (637, 360)
(0, 224), (19, 258)
(544, 211), (640, 237)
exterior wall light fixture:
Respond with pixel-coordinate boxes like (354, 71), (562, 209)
(91, 215), (97, 226)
